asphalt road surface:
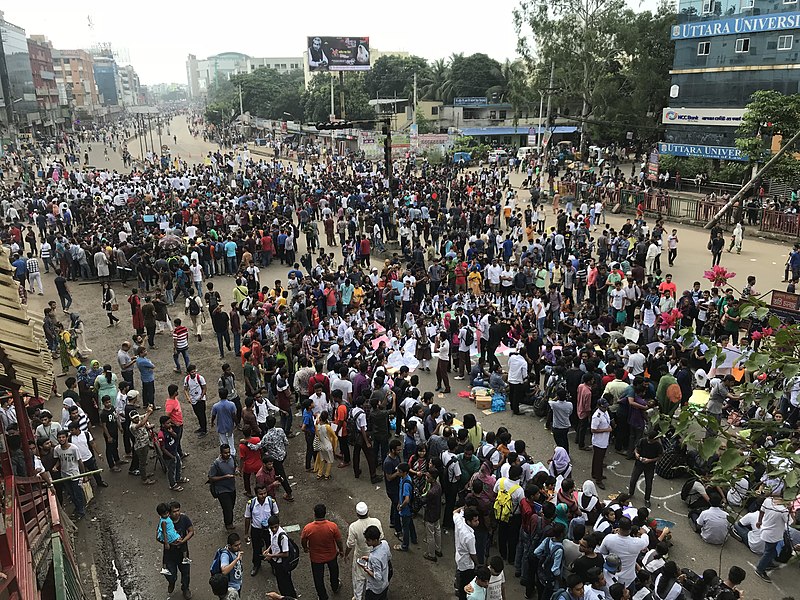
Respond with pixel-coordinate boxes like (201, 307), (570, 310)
(37, 118), (794, 600)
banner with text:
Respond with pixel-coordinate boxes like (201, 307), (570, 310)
(662, 107), (745, 127)
(658, 142), (747, 162)
(671, 12), (800, 39)
(307, 36), (371, 71)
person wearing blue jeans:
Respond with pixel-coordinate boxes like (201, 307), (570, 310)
(397, 464), (417, 550)
(54, 430), (86, 520)
(755, 495), (790, 582)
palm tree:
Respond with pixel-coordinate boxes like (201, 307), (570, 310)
(420, 58), (453, 103)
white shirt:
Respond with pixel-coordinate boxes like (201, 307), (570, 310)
(759, 497), (790, 543)
(189, 264), (203, 282)
(454, 510), (477, 571)
(507, 354), (528, 384)
(269, 525), (291, 563)
(696, 506), (729, 544)
(69, 430), (93, 462)
(591, 408), (612, 449)
(737, 511), (764, 554)
(184, 373), (207, 403)
(487, 265), (502, 285)
(626, 352), (646, 376)
(437, 339), (450, 361)
(598, 533), (649, 587)
(245, 495), (279, 529)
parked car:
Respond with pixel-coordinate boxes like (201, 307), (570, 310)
(488, 149), (509, 165)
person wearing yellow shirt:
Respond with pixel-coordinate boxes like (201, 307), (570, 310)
(467, 269), (483, 296)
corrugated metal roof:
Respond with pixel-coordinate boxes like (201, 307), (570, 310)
(0, 247), (53, 397)
(461, 126), (578, 136)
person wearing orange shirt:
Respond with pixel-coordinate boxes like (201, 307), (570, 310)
(301, 504), (344, 600)
(658, 274), (677, 299)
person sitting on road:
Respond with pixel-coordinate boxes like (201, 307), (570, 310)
(695, 493), (728, 545)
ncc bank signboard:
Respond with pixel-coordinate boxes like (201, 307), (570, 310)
(662, 108), (744, 127)
(658, 143), (748, 162)
(671, 12), (800, 39)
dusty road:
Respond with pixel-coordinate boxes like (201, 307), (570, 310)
(30, 118), (794, 600)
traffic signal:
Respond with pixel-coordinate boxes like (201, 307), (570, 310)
(315, 121), (355, 130)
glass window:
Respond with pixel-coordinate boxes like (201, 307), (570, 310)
(741, 0), (754, 7)
(785, 0), (798, 4)
(702, 0), (713, 12)
(697, 41), (711, 55)
(489, 110), (497, 119)
(499, 110), (507, 119)
(778, 35), (794, 50)
(430, 106), (439, 115)
(735, 38), (750, 52)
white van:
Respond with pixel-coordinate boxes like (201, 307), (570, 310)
(488, 149), (508, 165)
(517, 146), (535, 161)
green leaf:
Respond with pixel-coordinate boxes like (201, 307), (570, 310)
(718, 447), (746, 472)
(784, 468), (799, 492)
(768, 315), (782, 329)
(755, 307), (771, 320)
(740, 305), (755, 319)
(699, 437), (723, 461)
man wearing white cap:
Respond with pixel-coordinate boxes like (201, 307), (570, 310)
(344, 502), (383, 600)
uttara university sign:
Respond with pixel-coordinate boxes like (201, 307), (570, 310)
(671, 12), (800, 40)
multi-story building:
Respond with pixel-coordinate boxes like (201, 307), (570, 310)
(93, 54), (121, 106)
(52, 49), (101, 117)
(26, 35), (61, 131)
(0, 12), (38, 133)
(661, 0), (800, 161)
(185, 52), (303, 98)
(119, 64), (141, 107)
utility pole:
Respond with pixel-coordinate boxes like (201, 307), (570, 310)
(137, 115), (144, 159)
(705, 127), (800, 229)
(238, 84), (243, 116)
(148, 114), (155, 157)
(412, 72), (417, 125)
(330, 74), (335, 119)
(339, 72), (346, 120)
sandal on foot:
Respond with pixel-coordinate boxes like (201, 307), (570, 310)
(170, 485), (184, 492)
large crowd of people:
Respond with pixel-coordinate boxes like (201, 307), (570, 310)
(1, 115), (798, 600)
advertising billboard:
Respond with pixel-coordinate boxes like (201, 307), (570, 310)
(662, 107), (744, 127)
(307, 36), (370, 72)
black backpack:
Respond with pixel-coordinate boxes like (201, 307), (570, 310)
(464, 327), (475, 346)
(278, 532), (301, 571)
(348, 407), (363, 445)
(537, 539), (563, 584)
(188, 296), (200, 315)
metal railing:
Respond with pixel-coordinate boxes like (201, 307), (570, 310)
(759, 210), (800, 236)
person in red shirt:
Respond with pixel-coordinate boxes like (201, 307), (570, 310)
(261, 233), (274, 267)
(254, 455), (284, 498)
(359, 236), (371, 268)
(164, 383), (187, 458)
(658, 273), (677, 299)
(576, 374), (594, 451)
(239, 435), (263, 497)
(307, 362), (331, 398)
(300, 504), (344, 600)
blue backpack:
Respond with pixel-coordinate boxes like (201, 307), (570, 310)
(210, 547), (234, 575)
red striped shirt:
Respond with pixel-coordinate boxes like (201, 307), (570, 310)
(173, 326), (189, 349)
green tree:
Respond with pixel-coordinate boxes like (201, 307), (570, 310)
(301, 73), (375, 123)
(204, 67), (305, 121)
(449, 53), (505, 100)
(419, 58), (452, 103)
(516, 0), (670, 155)
(656, 293), (800, 548)
(736, 90), (800, 185)
(415, 111), (436, 134)
(364, 55), (430, 100)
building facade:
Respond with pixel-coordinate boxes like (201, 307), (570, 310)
(186, 52), (303, 98)
(0, 13), (38, 133)
(119, 64), (141, 106)
(93, 55), (120, 106)
(26, 36), (60, 130)
(662, 0), (800, 161)
(52, 49), (101, 117)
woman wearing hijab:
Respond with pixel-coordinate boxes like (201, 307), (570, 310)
(548, 446), (573, 480)
(94, 364), (119, 415)
(70, 313), (92, 357)
(77, 363), (101, 425)
(61, 397), (88, 430)
(462, 414), (484, 450)
(578, 480), (604, 525)
(325, 343), (341, 372)
(468, 460), (498, 508)
(554, 502), (570, 529)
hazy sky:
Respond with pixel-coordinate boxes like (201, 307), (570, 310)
(4, 0), (660, 86)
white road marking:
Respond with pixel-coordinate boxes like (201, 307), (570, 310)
(746, 561), (785, 593)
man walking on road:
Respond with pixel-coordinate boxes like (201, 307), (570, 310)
(211, 389), (237, 454)
(183, 365), (208, 437)
(301, 503), (344, 600)
(590, 398), (612, 489)
(208, 444), (238, 530)
(161, 501), (194, 599)
(345, 502), (383, 600)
